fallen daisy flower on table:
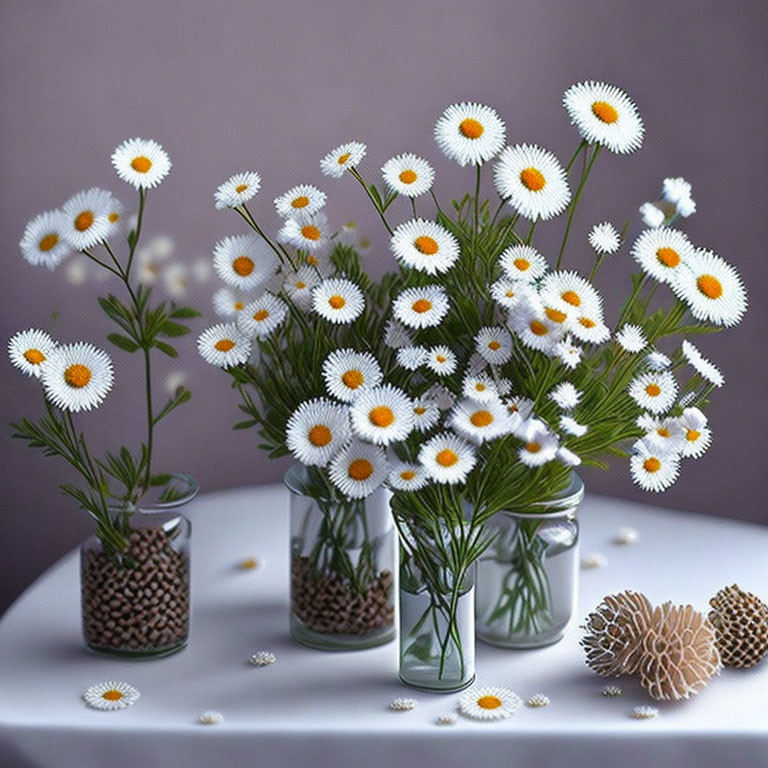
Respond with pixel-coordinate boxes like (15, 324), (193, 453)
(614, 527), (640, 545)
(83, 681), (140, 711)
(435, 713), (458, 725)
(458, 686), (522, 721)
(526, 694), (550, 708)
(199, 711), (224, 725)
(632, 705), (659, 719)
(389, 697), (418, 711)
(602, 686), (623, 697)
(581, 553), (608, 569)
(238, 557), (260, 570)
(249, 651), (276, 666)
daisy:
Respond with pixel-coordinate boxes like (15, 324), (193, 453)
(670, 249), (747, 327)
(214, 171), (261, 209)
(555, 335), (582, 369)
(390, 219), (460, 275)
(509, 305), (563, 354)
(616, 324), (647, 353)
(274, 184), (326, 218)
(505, 397), (535, 430)
(434, 103), (505, 166)
(519, 426), (559, 467)
(111, 137), (171, 189)
(8, 329), (57, 377)
(381, 153), (435, 197)
(213, 234), (277, 291)
(236, 294), (288, 338)
(458, 687), (522, 721)
(212, 287), (250, 318)
(676, 195), (697, 218)
(549, 381), (582, 410)
(496, 377), (513, 396)
(499, 244), (548, 281)
(328, 440), (388, 499)
(662, 177), (692, 205)
(312, 278), (365, 324)
(589, 222), (621, 254)
(419, 432), (476, 484)
(630, 439), (680, 492)
(350, 384), (415, 445)
(283, 266), (320, 309)
(639, 202), (666, 228)
(681, 340), (724, 387)
(639, 415), (686, 454)
(389, 697), (418, 711)
(19, 210), (72, 269)
(645, 350), (671, 371)
(397, 345), (428, 371)
(570, 312), (611, 345)
(249, 650), (276, 666)
(411, 396), (441, 433)
(631, 228), (695, 284)
(103, 194), (124, 235)
(163, 263), (189, 299)
(320, 141), (367, 177)
(475, 326), (513, 364)
(285, 398), (351, 466)
(392, 285), (450, 329)
(41, 343), (114, 412)
(425, 345), (458, 376)
(559, 415), (588, 437)
(494, 144), (571, 221)
(83, 681), (140, 711)
(279, 214), (331, 254)
(466, 352), (489, 376)
(563, 81), (644, 154)
(679, 407), (712, 458)
(450, 398), (512, 444)
(322, 349), (383, 402)
(628, 370), (678, 413)
(426, 383), (456, 411)
(61, 188), (113, 251)
(297, 249), (330, 272)
(384, 318), (413, 349)
(490, 278), (535, 310)
(197, 323), (252, 368)
(540, 271), (602, 316)
(462, 373), (498, 402)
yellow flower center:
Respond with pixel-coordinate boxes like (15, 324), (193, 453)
(591, 101), (619, 124)
(328, 295), (346, 309)
(234, 301), (245, 311)
(470, 410), (493, 427)
(530, 320), (549, 336)
(526, 442), (541, 453)
(414, 236), (439, 255)
(301, 225), (321, 241)
(545, 307), (568, 324)
(308, 424), (332, 447)
(643, 457), (661, 473)
(520, 167), (546, 191)
(436, 354), (447, 363)
(131, 156), (153, 173)
(414, 406), (427, 415)
(657, 428), (671, 438)
(505, 290), (515, 298)
(686, 429), (701, 442)
(561, 290), (581, 307)
(337, 152), (351, 165)
(459, 118), (484, 139)
(214, 339), (235, 352)
(64, 363), (92, 388)
(400, 470), (416, 481)
(656, 247), (680, 268)
(39, 233), (59, 251)
(369, 406), (395, 427)
(292, 196), (310, 208)
(645, 383), (661, 397)
(348, 458), (374, 480)
(295, 281), (307, 290)
(412, 299), (432, 313)
(488, 340), (501, 350)
(235, 184), (249, 193)
(306, 255), (319, 266)
(253, 309), (270, 322)
(74, 210), (94, 232)
(436, 449), (459, 467)
(24, 348), (46, 365)
(513, 258), (530, 271)
(697, 274), (723, 299)
(342, 369), (364, 389)
(233, 255), (255, 276)
(477, 695), (502, 709)
(101, 690), (124, 702)
(108, 211), (120, 223)
(579, 316), (596, 328)
(474, 383), (486, 392)
(399, 169), (418, 184)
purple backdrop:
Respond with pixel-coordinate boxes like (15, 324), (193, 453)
(2, 0), (766, 614)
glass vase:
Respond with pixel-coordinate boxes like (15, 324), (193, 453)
(285, 464), (396, 651)
(398, 553), (476, 692)
(475, 473), (584, 649)
(80, 473), (197, 658)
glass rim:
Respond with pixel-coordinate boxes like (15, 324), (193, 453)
(108, 472), (199, 514)
(498, 472), (584, 519)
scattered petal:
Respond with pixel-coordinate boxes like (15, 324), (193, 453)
(614, 527), (640, 545)
(436, 713), (458, 725)
(199, 711), (223, 725)
(249, 651), (276, 666)
(390, 697), (418, 711)
(526, 694), (550, 708)
(632, 705), (659, 719)
(602, 685), (623, 697)
(581, 553), (608, 570)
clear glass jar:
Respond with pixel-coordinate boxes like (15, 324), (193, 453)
(80, 473), (197, 658)
(475, 473), (584, 649)
(399, 553), (476, 692)
(285, 464), (396, 651)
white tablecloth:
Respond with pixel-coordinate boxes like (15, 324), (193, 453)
(1, 484), (766, 768)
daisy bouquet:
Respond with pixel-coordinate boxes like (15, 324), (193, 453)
(10, 139), (200, 560)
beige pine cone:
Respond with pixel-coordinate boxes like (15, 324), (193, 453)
(708, 584), (768, 668)
(638, 602), (721, 701)
(581, 591), (654, 676)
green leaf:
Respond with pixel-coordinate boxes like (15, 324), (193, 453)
(169, 306), (202, 319)
(233, 419), (257, 430)
(159, 321), (190, 337)
(154, 341), (179, 357)
(107, 333), (140, 353)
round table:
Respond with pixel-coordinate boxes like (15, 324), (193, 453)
(1, 484), (766, 767)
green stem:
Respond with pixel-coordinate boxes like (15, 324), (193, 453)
(125, 188), (146, 281)
(349, 168), (394, 235)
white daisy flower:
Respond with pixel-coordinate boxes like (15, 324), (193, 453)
(639, 202), (666, 228)
(496, 377), (513, 396)
(425, 345), (458, 376)
(676, 195), (697, 218)
(164, 370), (186, 395)
(519, 426), (559, 467)
(462, 373), (498, 402)
(475, 326), (513, 364)
(214, 171), (261, 210)
(41, 343), (114, 413)
(458, 686), (522, 721)
(65, 256), (90, 285)
(350, 384), (414, 445)
(588, 222), (621, 254)
(490, 278), (535, 310)
(434, 103), (505, 166)
(670, 249), (747, 327)
(278, 212), (331, 253)
(390, 219), (460, 275)
(499, 245), (548, 281)
(681, 340), (724, 387)
(396, 345), (428, 371)
(102, 194), (124, 235)
(631, 228), (695, 284)
(286, 398), (351, 467)
(426, 383), (456, 411)
(632, 706), (659, 720)
(111, 137), (171, 189)
(466, 352), (489, 376)
(640, 415), (687, 454)
(197, 323), (252, 369)
(392, 285), (450, 329)
(236, 294), (288, 338)
(8, 329), (57, 377)
(505, 396), (534, 421)
(645, 350), (671, 371)
(83, 681), (140, 711)
(559, 415), (588, 437)
(549, 381), (582, 410)
(563, 81), (644, 154)
(678, 391), (698, 408)
(662, 177), (692, 205)
(213, 234), (277, 291)
(322, 349), (383, 402)
(411, 397), (441, 433)
(249, 650), (276, 666)
(61, 188), (113, 251)
(494, 144), (571, 221)
(450, 398), (512, 444)
(163, 263), (189, 299)
(555, 335), (582, 369)
(628, 370), (678, 413)
(630, 439), (680, 492)
(213, 287), (250, 318)
(569, 311), (611, 345)
(312, 278), (365, 324)
(274, 184), (326, 219)
(381, 153), (435, 197)
(283, 266), (320, 309)
(419, 432), (476, 485)
(19, 210), (72, 269)
(540, 271), (603, 316)
(320, 141), (367, 177)
(328, 440), (388, 499)
(679, 407), (712, 458)
(557, 446), (582, 466)
(296, 249), (330, 272)
(615, 324), (647, 353)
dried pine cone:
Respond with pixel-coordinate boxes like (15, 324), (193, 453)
(638, 602), (721, 701)
(581, 591), (653, 676)
(708, 584), (768, 668)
